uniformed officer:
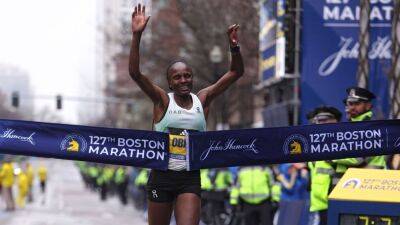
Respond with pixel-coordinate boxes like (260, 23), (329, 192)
(307, 106), (341, 225)
(230, 166), (274, 225)
(341, 87), (387, 170)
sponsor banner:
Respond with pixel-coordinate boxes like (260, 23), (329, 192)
(329, 168), (400, 203)
(300, 0), (392, 123)
(189, 120), (400, 170)
(260, 0), (286, 80)
(0, 119), (169, 170)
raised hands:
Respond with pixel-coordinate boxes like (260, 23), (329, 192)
(131, 4), (150, 34)
(227, 24), (240, 47)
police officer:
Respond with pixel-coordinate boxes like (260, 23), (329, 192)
(26, 162), (34, 202)
(230, 166), (274, 225)
(0, 158), (15, 211)
(208, 168), (233, 225)
(114, 166), (129, 205)
(134, 168), (149, 213)
(200, 169), (214, 224)
(341, 87), (387, 170)
(307, 106), (341, 225)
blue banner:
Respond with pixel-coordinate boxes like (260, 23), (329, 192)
(0, 119), (169, 170)
(300, 0), (392, 123)
(260, 0), (286, 80)
(189, 120), (400, 170)
(2, 119), (400, 170)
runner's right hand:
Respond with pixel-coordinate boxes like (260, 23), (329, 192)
(131, 4), (150, 34)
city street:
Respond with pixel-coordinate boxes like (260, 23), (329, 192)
(0, 159), (147, 225)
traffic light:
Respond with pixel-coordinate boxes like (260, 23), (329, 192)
(283, 0), (296, 74)
(56, 95), (62, 110)
(12, 91), (19, 108)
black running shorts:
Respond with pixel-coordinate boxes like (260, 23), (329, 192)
(146, 169), (201, 203)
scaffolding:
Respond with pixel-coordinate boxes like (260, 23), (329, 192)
(357, 0), (370, 88)
(390, 0), (400, 119)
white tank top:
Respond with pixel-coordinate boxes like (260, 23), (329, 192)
(154, 93), (206, 170)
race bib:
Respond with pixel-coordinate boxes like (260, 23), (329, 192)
(169, 134), (186, 156)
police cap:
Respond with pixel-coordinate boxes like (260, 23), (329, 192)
(343, 86), (376, 103)
(307, 106), (342, 123)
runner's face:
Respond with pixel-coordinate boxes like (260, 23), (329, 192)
(168, 63), (193, 96)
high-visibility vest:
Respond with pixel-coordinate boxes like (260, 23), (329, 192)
(1, 163), (14, 187)
(200, 169), (213, 191)
(38, 166), (48, 182)
(350, 110), (372, 122)
(230, 186), (239, 205)
(214, 169), (233, 191)
(351, 111), (387, 170)
(26, 164), (34, 186)
(271, 183), (281, 203)
(134, 169), (148, 187)
(236, 166), (272, 204)
(97, 167), (114, 186)
(114, 167), (126, 184)
(88, 166), (99, 178)
(308, 161), (335, 212)
(332, 157), (364, 174)
(18, 172), (29, 195)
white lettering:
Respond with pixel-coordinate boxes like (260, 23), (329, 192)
(110, 148), (118, 156)
(319, 36), (391, 76)
(340, 6), (355, 20)
(100, 147), (109, 155)
(200, 139), (258, 161)
(119, 148), (128, 157)
(89, 146), (99, 154)
(0, 129), (36, 145)
(156, 151), (165, 160)
(146, 150), (155, 159)
(136, 149), (145, 158)
(324, 6), (339, 20)
(311, 145), (320, 153)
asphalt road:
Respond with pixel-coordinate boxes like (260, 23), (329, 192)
(0, 158), (147, 225)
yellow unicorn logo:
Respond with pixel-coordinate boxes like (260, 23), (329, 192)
(67, 139), (80, 152)
(290, 141), (302, 154)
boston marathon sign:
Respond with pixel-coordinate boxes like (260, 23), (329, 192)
(87, 136), (165, 160)
(0, 119), (169, 170)
(189, 120), (400, 170)
(310, 129), (384, 153)
(0, 119), (399, 170)
(300, 0), (392, 122)
(323, 0), (392, 22)
(318, 0), (393, 77)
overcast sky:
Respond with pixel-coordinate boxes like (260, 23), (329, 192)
(0, 0), (99, 124)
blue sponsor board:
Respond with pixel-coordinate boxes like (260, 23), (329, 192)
(0, 119), (169, 170)
(260, 0), (278, 80)
(300, 0), (392, 123)
(1, 119), (400, 170)
(189, 120), (400, 170)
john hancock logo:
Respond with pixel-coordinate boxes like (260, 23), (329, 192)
(342, 178), (361, 190)
(283, 134), (309, 155)
(60, 134), (87, 153)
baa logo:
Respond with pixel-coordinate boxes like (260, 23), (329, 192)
(283, 134), (309, 155)
(342, 178), (361, 189)
(60, 134), (87, 153)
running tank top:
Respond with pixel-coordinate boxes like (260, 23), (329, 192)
(154, 93), (206, 170)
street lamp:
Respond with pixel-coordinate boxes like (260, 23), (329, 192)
(209, 45), (229, 130)
(209, 45), (223, 64)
